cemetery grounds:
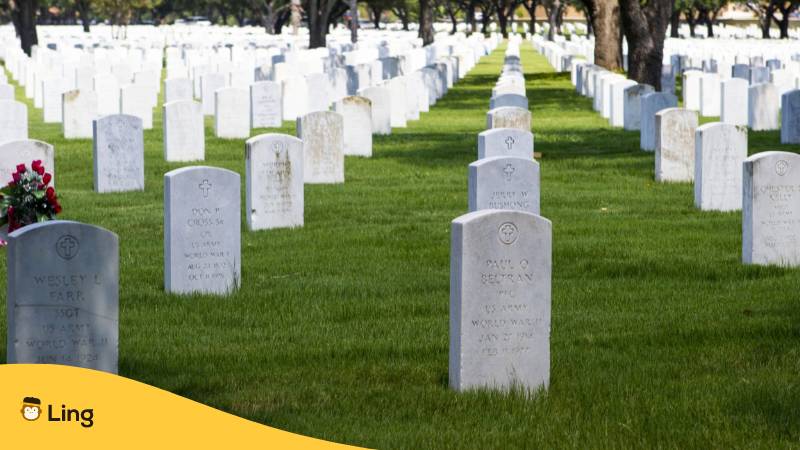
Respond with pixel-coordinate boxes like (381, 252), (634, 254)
(1, 42), (799, 449)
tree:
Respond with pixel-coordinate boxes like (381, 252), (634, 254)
(490, 0), (523, 38)
(619, 0), (671, 89)
(391, 0), (413, 31)
(307, 0), (348, 47)
(578, 0), (622, 70)
(520, 0), (539, 35)
(418, 0), (434, 44)
(74, 0), (91, 32)
(744, 0), (778, 38)
(773, 0), (799, 38)
(8, 0), (39, 56)
(250, 0), (291, 33)
(439, 0), (461, 34)
(542, 0), (564, 39)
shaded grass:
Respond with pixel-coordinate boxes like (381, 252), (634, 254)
(1, 42), (800, 449)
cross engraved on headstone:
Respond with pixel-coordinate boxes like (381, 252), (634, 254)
(199, 179), (212, 198)
(505, 136), (515, 150)
(56, 235), (79, 260)
(503, 164), (516, 181)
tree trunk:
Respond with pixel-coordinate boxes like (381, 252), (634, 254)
(761, 5), (774, 39)
(589, 0), (622, 70)
(705, 11), (714, 38)
(686, 10), (696, 37)
(669, 6), (679, 38)
(11, 0), (38, 56)
(75, 0), (90, 32)
(309, 0), (329, 48)
(481, 6), (492, 33)
(467, 1), (477, 34)
(619, 0), (671, 90)
(447, 6), (458, 34)
(419, 0), (435, 45)
(497, 6), (509, 38)
(546, 0), (561, 40)
(349, 0), (358, 43)
(371, 6), (381, 28)
(778, 6), (793, 39)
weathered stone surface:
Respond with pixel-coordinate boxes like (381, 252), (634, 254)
(0, 100), (28, 142)
(0, 139), (55, 187)
(296, 111), (345, 184)
(486, 107), (531, 131)
(743, 151), (800, 266)
(214, 87), (250, 139)
(164, 166), (241, 295)
(62, 89), (98, 139)
(490, 93), (528, 110)
(468, 156), (540, 214)
(7, 221), (119, 373)
(748, 83), (779, 131)
(201, 72), (226, 116)
(334, 96), (373, 157)
(245, 133), (304, 230)
(640, 92), (678, 151)
(721, 78), (749, 126)
(163, 100), (205, 162)
(164, 78), (193, 103)
(655, 108), (698, 182)
(781, 89), (800, 144)
(358, 86), (392, 135)
(93, 114), (145, 193)
(120, 84), (153, 129)
(250, 81), (283, 128)
(450, 209), (551, 392)
(694, 122), (747, 211)
(622, 83), (654, 131)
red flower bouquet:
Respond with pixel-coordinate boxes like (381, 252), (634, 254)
(0, 160), (61, 235)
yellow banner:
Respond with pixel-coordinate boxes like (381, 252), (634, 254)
(0, 364), (365, 449)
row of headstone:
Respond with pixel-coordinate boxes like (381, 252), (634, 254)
(451, 41), (551, 394)
(564, 44), (800, 268)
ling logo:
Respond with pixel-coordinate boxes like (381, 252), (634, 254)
(20, 396), (95, 428)
(21, 397), (41, 421)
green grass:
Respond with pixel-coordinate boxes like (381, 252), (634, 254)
(3, 42), (800, 449)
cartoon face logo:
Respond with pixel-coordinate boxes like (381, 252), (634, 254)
(21, 397), (41, 421)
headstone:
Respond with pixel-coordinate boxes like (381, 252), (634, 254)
(490, 93), (528, 110)
(449, 209), (551, 392)
(781, 89), (800, 144)
(42, 78), (65, 123)
(359, 86), (392, 135)
(93, 114), (145, 193)
(0, 139), (55, 187)
(748, 83), (779, 131)
(163, 100), (205, 162)
(334, 96), (373, 157)
(468, 156), (540, 214)
(296, 111), (345, 184)
(699, 73), (721, 117)
(732, 64), (750, 81)
(120, 84), (153, 129)
(164, 78), (193, 103)
(655, 107), (698, 182)
(477, 128), (534, 160)
(640, 92), (678, 151)
(694, 122), (747, 211)
(62, 89), (97, 139)
(683, 70), (703, 111)
(201, 73), (227, 116)
(214, 87), (250, 139)
(94, 74), (120, 116)
(622, 83), (654, 131)
(721, 78), (749, 126)
(486, 107), (531, 131)
(0, 100), (28, 142)
(610, 79), (637, 127)
(0, 84), (13, 100)
(245, 133), (304, 230)
(164, 166), (241, 295)
(7, 221), (118, 373)
(250, 81), (283, 128)
(750, 67), (770, 85)
(742, 151), (800, 266)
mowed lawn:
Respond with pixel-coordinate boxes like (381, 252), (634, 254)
(2, 41), (800, 448)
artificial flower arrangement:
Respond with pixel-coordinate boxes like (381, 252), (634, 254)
(0, 160), (61, 238)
